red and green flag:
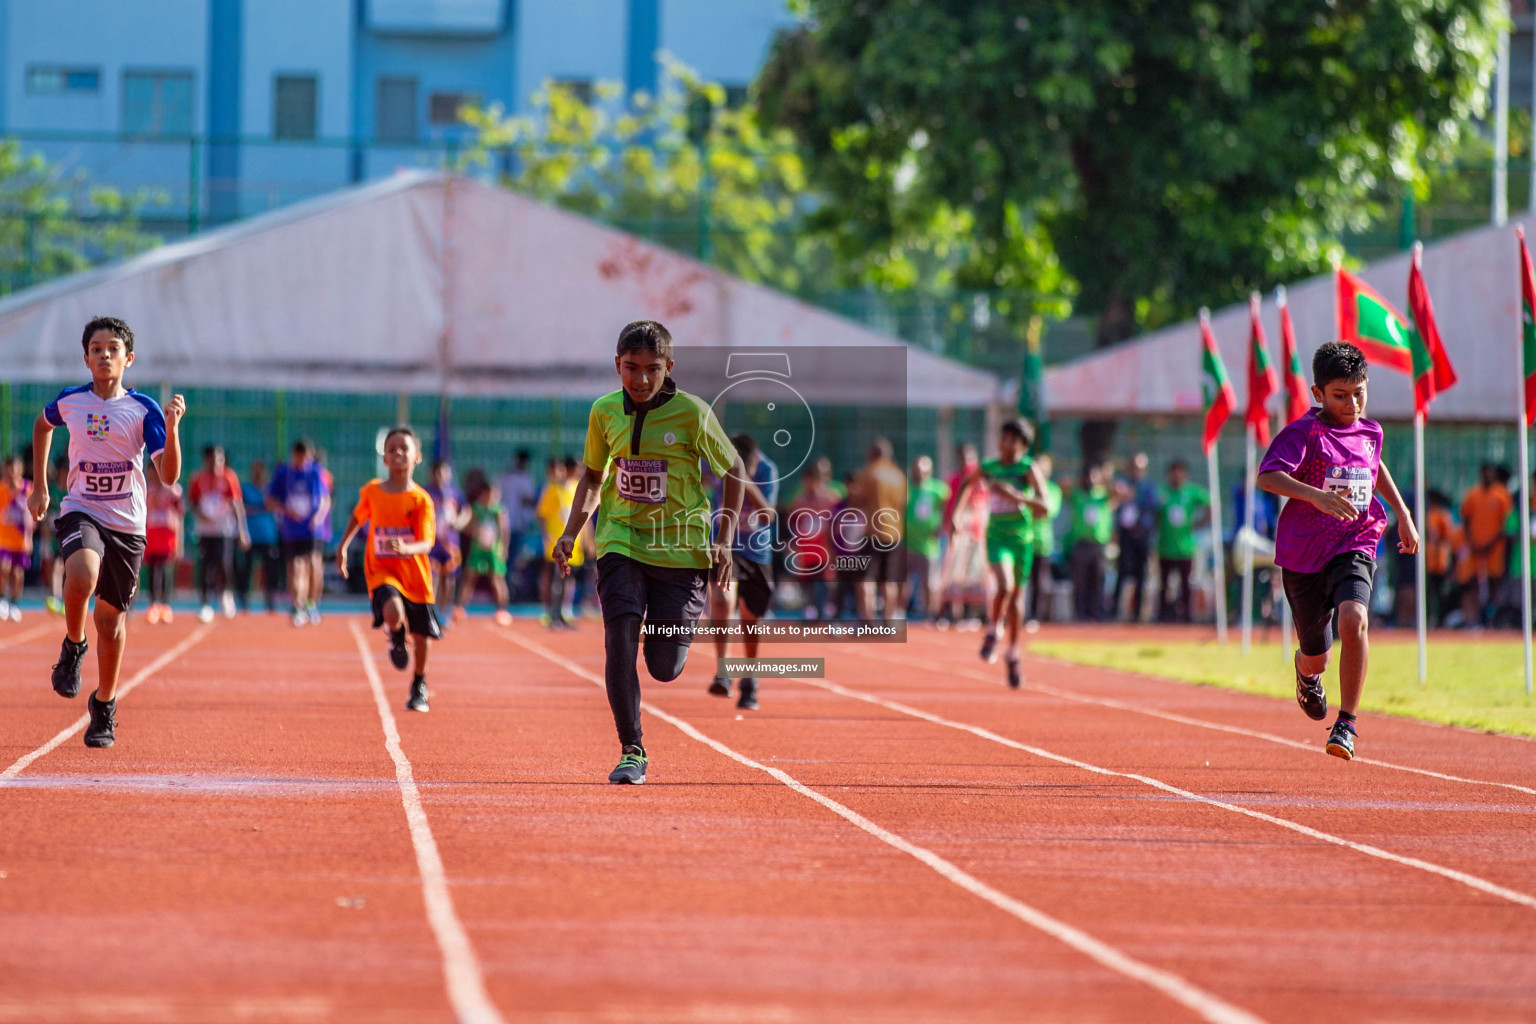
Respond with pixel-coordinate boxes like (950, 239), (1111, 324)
(1245, 292), (1279, 446)
(1406, 244), (1458, 418)
(1200, 308), (1236, 455)
(1277, 286), (1309, 424)
(1520, 227), (1536, 426)
(1336, 267), (1414, 374)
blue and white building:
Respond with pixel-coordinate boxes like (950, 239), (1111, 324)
(0, 0), (797, 223)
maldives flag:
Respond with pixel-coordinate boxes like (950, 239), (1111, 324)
(1520, 227), (1536, 426)
(1405, 244), (1458, 418)
(1336, 267), (1414, 374)
(1245, 292), (1278, 445)
(1200, 309), (1237, 455)
(1277, 286), (1310, 424)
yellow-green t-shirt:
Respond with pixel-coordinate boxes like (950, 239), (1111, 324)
(582, 382), (738, 569)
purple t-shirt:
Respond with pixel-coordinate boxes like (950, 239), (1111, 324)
(1259, 409), (1387, 574)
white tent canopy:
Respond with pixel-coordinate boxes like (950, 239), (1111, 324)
(0, 171), (1003, 409)
(1044, 215), (1535, 422)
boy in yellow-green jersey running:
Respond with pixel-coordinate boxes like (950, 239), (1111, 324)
(949, 419), (1049, 689)
(554, 321), (746, 785)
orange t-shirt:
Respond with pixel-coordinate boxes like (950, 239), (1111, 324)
(1461, 483), (1514, 551)
(0, 479), (33, 553)
(353, 479), (436, 605)
(1425, 506), (1456, 576)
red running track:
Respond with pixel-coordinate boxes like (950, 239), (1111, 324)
(1, 614), (1533, 1023)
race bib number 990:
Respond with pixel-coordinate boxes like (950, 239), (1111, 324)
(1324, 465), (1373, 511)
(80, 461), (131, 499)
(615, 458), (668, 504)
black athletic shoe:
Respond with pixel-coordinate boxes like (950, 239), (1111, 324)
(608, 745), (647, 785)
(1294, 651), (1328, 721)
(405, 677), (429, 712)
(708, 676), (731, 697)
(1005, 654), (1022, 690)
(51, 637), (88, 699)
(387, 628), (409, 671)
(84, 693), (116, 748)
(736, 677), (759, 711)
(979, 632), (999, 664)
(1325, 718), (1356, 760)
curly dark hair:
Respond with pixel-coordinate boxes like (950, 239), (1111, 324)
(1313, 341), (1368, 389)
(80, 316), (134, 354)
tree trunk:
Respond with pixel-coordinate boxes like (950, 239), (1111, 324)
(1080, 289), (1137, 470)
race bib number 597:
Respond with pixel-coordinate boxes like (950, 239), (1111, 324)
(80, 460), (132, 499)
(615, 458), (668, 504)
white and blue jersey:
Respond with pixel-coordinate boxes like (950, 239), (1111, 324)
(45, 385), (166, 536)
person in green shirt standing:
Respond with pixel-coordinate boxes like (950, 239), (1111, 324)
(949, 419), (1049, 688)
(903, 455), (950, 621)
(1025, 453), (1062, 629)
(553, 321), (746, 785)
(1156, 459), (1210, 623)
(1066, 462), (1115, 622)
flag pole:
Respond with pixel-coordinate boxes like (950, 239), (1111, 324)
(1521, 408), (1533, 696)
(1414, 411), (1428, 683)
(1241, 427), (1256, 654)
(1207, 443), (1228, 644)
(1495, 16), (1510, 226)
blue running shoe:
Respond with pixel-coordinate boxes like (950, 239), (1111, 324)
(608, 745), (647, 785)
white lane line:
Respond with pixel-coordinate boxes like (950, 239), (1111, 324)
(0, 624), (216, 785)
(496, 626), (1267, 1024)
(865, 646), (1536, 799)
(0, 622), (57, 653)
(802, 675), (1536, 912)
(348, 622), (505, 1024)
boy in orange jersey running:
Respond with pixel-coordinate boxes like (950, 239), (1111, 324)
(336, 427), (442, 712)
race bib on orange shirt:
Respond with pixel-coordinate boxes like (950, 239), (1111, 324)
(615, 458), (667, 504)
(373, 526), (413, 558)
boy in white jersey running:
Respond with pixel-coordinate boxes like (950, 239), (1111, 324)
(28, 317), (186, 748)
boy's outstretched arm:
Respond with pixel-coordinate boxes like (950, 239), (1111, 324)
(335, 513), (363, 578)
(1257, 469), (1357, 523)
(27, 415), (52, 521)
(553, 465), (605, 576)
(1375, 463), (1420, 554)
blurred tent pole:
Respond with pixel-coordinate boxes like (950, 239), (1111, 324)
(1495, 10), (1510, 226)
(1531, 5), (1536, 213)
(1019, 315), (1049, 450)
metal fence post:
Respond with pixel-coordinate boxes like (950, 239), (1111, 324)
(188, 136), (202, 235)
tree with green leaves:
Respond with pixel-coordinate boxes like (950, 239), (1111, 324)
(0, 141), (158, 293)
(759, 0), (1503, 349)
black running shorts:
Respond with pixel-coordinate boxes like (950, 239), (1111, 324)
(1282, 551), (1376, 657)
(56, 511), (145, 612)
(595, 552), (708, 646)
(371, 584), (444, 639)
(732, 554), (774, 619)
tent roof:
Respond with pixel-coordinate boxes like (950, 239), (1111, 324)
(0, 171), (1002, 409)
(1044, 215), (1536, 422)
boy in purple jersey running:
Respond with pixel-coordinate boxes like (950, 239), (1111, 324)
(27, 317), (186, 749)
(1257, 341), (1418, 760)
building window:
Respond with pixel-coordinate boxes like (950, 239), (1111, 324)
(273, 75), (318, 140)
(26, 66), (100, 94)
(552, 78), (593, 105)
(123, 71), (194, 137)
(428, 90), (480, 125)
(376, 76), (418, 142)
